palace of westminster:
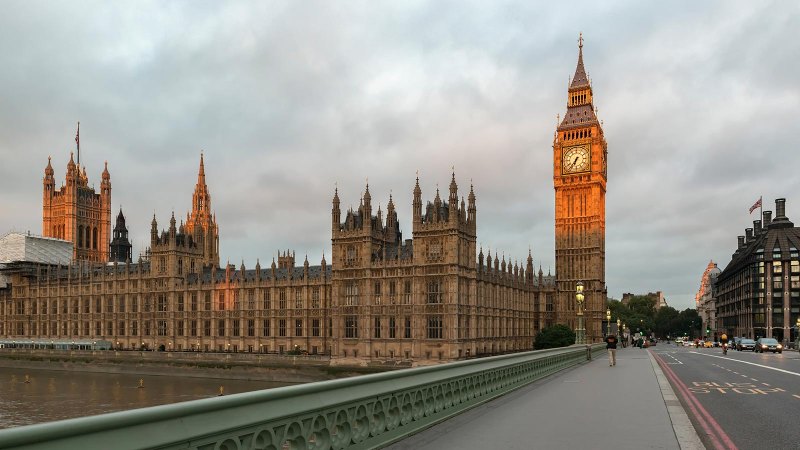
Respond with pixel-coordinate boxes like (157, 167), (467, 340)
(0, 41), (609, 363)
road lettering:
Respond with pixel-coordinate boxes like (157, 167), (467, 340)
(689, 381), (786, 395)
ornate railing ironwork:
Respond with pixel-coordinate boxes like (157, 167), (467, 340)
(0, 344), (602, 450)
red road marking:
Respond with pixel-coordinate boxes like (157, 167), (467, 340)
(654, 352), (738, 450)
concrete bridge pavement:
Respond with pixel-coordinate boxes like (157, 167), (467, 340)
(388, 346), (704, 450)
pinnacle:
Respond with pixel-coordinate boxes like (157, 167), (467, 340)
(570, 34), (590, 90)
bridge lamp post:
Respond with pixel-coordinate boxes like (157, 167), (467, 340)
(617, 319), (621, 340)
(575, 281), (585, 345)
(606, 309), (611, 337)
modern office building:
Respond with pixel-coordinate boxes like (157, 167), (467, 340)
(716, 199), (800, 343)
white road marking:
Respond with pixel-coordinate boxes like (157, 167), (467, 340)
(793, 394), (800, 400)
(689, 352), (800, 377)
(762, 383), (771, 387)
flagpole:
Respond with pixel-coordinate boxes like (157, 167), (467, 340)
(76, 121), (80, 166)
(760, 195), (763, 220)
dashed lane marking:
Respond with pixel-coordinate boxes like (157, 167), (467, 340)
(762, 383), (771, 387)
(690, 352), (800, 377)
(793, 394), (800, 400)
(751, 378), (758, 382)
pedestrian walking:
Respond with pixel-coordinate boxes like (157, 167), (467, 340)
(605, 333), (618, 366)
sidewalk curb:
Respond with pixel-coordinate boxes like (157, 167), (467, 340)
(647, 350), (705, 450)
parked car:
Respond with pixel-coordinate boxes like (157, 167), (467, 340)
(737, 339), (756, 351)
(755, 338), (782, 353)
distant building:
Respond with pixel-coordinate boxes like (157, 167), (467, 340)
(716, 199), (800, 343)
(0, 231), (71, 291)
(695, 261), (720, 339)
(621, 291), (668, 309)
(0, 232), (72, 265)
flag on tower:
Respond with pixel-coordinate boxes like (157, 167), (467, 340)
(75, 121), (80, 164)
(749, 197), (762, 214)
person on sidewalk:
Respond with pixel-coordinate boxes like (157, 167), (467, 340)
(605, 333), (618, 366)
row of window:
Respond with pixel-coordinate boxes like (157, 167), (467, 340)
(8, 287), (327, 315)
(2, 316), (450, 340)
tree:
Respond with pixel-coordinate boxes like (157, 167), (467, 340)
(534, 324), (576, 349)
(654, 306), (679, 338)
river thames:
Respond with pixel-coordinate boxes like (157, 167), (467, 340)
(0, 366), (290, 429)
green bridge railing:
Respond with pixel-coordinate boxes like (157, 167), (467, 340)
(0, 343), (604, 450)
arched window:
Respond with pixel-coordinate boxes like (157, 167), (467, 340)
(92, 227), (98, 250)
(78, 225), (84, 248)
(86, 227), (91, 251)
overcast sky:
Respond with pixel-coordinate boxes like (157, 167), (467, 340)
(1, 1), (798, 311)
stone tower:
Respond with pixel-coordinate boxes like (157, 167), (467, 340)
(183, 153), (220, 268)
(110, 208), (133, 263)
(553, 35), (608, 342)
(42, 153), (111, 262)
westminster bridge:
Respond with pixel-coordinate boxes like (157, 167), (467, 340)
(0, 344), (702, 450)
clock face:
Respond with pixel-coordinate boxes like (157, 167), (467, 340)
(563, 145), (590, 174)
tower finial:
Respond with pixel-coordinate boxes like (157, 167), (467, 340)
(578, 32), (583, 49)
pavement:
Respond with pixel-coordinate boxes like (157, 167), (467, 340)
(386, 346), (704, 450)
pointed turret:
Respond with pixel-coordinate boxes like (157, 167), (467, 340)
(169, 211), (177, 239)
(448, 171), (458, 221)
(185, 152), (218, 267)
(363, 182), (372, 226)
(45, 156), (54, 178)
(413, 175), (422, 223)
(433, 188), (442, 222)
(559, 33), (598, 131)
(467, 182), (476, 225)
(570, 33), (589, 90)
(43, 156), (55, 206)
(150, 214), (158, 245)
(332, 186), (341, 234)
(66, 152), (77, 186)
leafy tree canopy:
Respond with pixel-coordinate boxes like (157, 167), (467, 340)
(534, 324), (576, 349)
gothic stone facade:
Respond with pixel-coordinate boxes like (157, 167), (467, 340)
(1, 158), (555, 363)
(42, 153), (111, 263)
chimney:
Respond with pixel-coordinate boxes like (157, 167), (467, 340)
(745, 228), (753, 242)
(754, 219), (762, 234)
(775, 198), (786, 219)
(763, 210), (772, 227)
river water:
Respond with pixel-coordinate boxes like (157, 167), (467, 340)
(0, 366), (290, 429)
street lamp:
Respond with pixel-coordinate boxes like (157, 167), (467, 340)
(606, 309), (611, 337)
(575, 281), (585, 344)
(617, 319), (621, 340)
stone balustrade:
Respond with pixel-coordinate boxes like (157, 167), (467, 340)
(0, 344), (603, 450)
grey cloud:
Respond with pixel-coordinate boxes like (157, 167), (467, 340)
(2, 1), (798, 312)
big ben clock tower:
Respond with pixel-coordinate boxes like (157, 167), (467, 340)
(553, 34), (607, 342)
